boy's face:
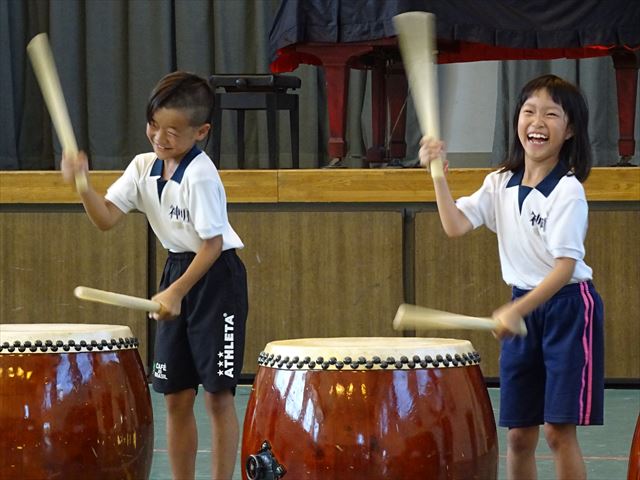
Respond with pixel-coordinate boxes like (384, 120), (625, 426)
(146, 107), (210, 163)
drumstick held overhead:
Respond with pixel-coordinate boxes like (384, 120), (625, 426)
(74, 286), (162, 314)
(393, 303), (527, 336)
(393, 12), (444, 178)
(27, 33), (88, 193)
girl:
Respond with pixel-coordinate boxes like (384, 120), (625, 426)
(419, 74), (604, 480)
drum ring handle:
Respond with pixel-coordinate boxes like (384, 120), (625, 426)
(246, 440), (286, 479)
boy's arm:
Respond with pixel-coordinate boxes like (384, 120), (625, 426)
(62, 151), (124, 230)
(151, 235), (223, 320)
(493, 257), (576, 337)
(420, 136), (473, 237)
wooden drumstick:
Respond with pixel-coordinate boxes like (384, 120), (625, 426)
(393, 303), (527, 336)
(74, 286), (163, 314)
(27, 33), (88, 193)
(393, 12), (444, 178)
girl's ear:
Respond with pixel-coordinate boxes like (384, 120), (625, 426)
(196, 123), (211, 141)
(564, 125), (574, 140)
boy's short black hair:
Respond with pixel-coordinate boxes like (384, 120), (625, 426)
(146, 71), (213, 127)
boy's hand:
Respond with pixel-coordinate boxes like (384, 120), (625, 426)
(150, 288), (183, 321)
(61, 150), (89, 187)
(419, 136), (449, 175)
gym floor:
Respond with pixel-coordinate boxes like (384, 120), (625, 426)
(148, 385), (639, 480)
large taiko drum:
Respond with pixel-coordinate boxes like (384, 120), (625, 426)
(629, 414), (640, 480)
(0, 324), (154, 479)
(242, 337), (498, 480)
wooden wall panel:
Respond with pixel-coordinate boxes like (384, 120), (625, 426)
(233, 210), (404, 373)
(0, 211), (149, 364)
(153, 211), (405, 374)
(586, 209), (640, 379)
(414, 212), (508, 378)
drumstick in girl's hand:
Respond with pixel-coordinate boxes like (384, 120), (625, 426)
(74, 286), (163, 314)
(393, 303), (527, 336)
(393, 11), (444, 178)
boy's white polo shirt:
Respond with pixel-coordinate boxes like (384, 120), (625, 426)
(456, 162), (592, 290)
(105, 147), (243, 253)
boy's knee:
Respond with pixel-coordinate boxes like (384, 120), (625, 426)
(164, 389), (196, 415)
(205, 389), (235, 413)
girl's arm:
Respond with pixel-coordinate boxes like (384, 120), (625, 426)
(151, 235), (223, 320)
(419, 136), (473, 237)
(493, 257), (577, 337)
(62, 151), (124, 230)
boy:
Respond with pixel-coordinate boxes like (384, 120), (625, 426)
(62, 71), (247, 480)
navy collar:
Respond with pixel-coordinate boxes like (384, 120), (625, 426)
(506, 161), (569, 197)
(150, 145), (201, 183)
(151, 145), (201, 200)
(507, 161), (570, 213)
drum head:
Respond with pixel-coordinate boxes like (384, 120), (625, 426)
(259, 337), (480, 370)
(0, 323), (137, 354)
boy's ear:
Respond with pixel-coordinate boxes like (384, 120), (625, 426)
(195, 123), (211, 141)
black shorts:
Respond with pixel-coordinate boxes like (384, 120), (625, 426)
(151, 249), (248, 395)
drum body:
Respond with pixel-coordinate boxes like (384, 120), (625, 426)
(242, 337), (497, 480)
(0, 324), (154, 480)
(629, 414), (640, 480)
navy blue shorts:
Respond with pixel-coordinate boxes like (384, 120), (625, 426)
(151, 249), (248, 395)
(499, 281), (604, 428)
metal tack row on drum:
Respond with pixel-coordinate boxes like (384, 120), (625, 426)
(0, 324), (154, 480)
(242, 337), (498, 480)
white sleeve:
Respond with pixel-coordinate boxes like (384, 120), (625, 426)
(455, 173), (497, 231)
(105, 159), (140, 214)
(546, 196), (588, 260)
(189, 179), (227, 240)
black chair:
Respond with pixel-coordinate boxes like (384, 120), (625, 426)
(209, 74), (301, 169)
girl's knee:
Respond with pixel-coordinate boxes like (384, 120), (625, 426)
(543, 423), (577, 451)
(507, 426), (539, 454)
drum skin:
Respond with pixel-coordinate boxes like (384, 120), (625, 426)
(629, 414), (640, 480)
(242, 342), (498, 480)
(0, 344), (153, 479)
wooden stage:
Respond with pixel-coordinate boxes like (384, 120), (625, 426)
(1, 168), (638, 382)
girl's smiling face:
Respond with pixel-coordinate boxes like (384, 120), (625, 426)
(517, 88), (574, 167)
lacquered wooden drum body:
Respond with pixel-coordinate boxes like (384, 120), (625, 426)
(242, 337), (497, 480)
(629, 414), (640, 480)
(0, 324), (154, 480)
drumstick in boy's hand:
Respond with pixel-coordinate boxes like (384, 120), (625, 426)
(27, 33), (88, 193)
(74, 286), (167, 316)
(393, 303), (527, 336)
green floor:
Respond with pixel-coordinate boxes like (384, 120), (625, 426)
(149, 387), (639, 480)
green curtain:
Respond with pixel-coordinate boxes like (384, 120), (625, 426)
(1, 0), (636, 171)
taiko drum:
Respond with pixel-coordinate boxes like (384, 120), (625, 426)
(0, 324), (154, 480)
(629, 414), (640, 480)
(242, 337), (498, 480)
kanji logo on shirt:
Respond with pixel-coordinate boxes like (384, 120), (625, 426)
(169, 204), (190, 222)
(529, 211), (547, 232)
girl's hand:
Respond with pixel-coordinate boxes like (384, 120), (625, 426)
(492, 302), (526, 339)
(150, 288), (183, 321)
(418, 136), (449, 174)
(61, 150), (89, 185)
